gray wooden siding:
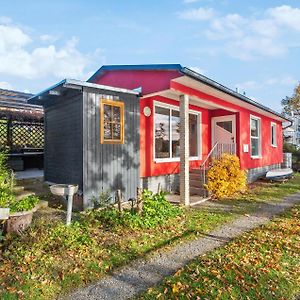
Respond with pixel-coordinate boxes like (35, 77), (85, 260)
(83, 88), (140, 208)
(44, 93), (83, 187)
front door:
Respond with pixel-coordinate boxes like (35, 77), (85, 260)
(212, 115), (236, 146)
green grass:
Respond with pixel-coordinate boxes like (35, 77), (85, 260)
(1, 174), (300, 299)
(138, 204), (300, 300)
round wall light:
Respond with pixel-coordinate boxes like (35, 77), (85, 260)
(143, 106), (151, 117)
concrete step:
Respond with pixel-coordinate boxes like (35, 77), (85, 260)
(190, 173), (201, 180)
(16, 191), (35, 201)
(190, 186), (209, 197)
(190, 168), (202, 174)
(189, 179), (204, 188)
(12, 186), (25, 193)
(190, 168), (209, 173)
(36, 200), (49, 209)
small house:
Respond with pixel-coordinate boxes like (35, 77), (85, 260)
(29, 79), (140, 208)
(29, 64), (289, 208)
(88, 64), (288, 205)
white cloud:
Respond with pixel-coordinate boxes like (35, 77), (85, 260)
(178, 7), (215, 21)
(179, 5), (300, 60)
(0, 21), (104, 80)
(40, 34), (59, 43)
(188, 66), (205, 74)
(236, 76), (298, 92)
(0, 81), (13, 90)
(205, 14), (245, 40)
(267, 5), (300, 31)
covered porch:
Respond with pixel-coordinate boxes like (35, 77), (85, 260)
(143, 73), (240, 206)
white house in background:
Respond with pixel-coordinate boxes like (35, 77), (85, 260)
(283, 113), (300, 148)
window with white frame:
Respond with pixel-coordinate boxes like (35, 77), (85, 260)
(250, 116), (261, 157)
(154, 103), (200, 160)
(271, 122), (277, 147)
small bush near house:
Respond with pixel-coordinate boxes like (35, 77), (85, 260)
(0, 151), (14, 191)
(9, 195), (40, 213)
(0, 151), (40, 213)
(205, 154), (247, 199)
(86, 190), (182, 229)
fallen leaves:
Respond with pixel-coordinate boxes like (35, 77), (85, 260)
(139, 205), (300, 300)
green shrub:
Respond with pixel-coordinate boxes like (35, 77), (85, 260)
(92, 190), (113, 209)
(0, 151), (14, 191)
(9, 195), (40, 213)
(85, 190), (182, 229)
(0, 189), (15, 208)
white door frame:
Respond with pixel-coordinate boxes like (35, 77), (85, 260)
(211, 115), (236, 147)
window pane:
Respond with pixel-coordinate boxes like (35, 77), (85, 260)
(104, 123), (112, 140)
(216, 121), (232, 133)
(272, 125), (276, 145)
(171, 110), (180, 157)
(251, 138), (259, 156)
(251, 118), (259, 137)
(113, 123), (121, 140)
(113, 106), (121, 122)
(104, 104), (111, 122)
(189, 114), (198, 157)
(155, 107), (170, 158)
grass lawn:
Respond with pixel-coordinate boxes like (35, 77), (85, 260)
(138, 204), (300, 300)
(1, 174), (300, 299)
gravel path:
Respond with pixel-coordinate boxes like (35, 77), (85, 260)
(67, 192), (300, 300)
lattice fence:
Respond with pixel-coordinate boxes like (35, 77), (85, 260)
(0, 119), (44, 151)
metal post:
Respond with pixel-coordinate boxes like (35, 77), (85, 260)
(66, 192), (74, 226)
(116, 189), (123, 213)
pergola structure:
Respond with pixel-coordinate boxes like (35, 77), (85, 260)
(0, 89), (44, 171)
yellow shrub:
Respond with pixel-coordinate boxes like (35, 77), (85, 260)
(205, 153), (247, 199)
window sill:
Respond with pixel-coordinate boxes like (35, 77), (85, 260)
(271, 145), (277, 148)
(154, 156), (202, 163)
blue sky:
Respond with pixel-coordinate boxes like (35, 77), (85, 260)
(0, 0), (299, 112)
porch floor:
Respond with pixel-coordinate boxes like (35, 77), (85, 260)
(166, 194), (210, 206)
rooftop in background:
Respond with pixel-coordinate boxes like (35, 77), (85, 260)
(0, 88), (33, 103)
(0, 88), (43, 121)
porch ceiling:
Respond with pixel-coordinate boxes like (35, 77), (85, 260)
(142, 88), (236, 111)
(172, 76), (285, 122)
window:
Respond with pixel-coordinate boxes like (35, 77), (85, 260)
(250, 116), (261, 157)
(271, 122), (277, 147)
(100, 99), (124, 144)
(154, 103), (200, 160)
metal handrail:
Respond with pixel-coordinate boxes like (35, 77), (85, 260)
(200, 142), (219, 169)
(200, 142), (236, 185)
(200, 142), (219, 186)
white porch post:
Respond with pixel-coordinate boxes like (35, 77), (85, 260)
(179, 94), (190, 206)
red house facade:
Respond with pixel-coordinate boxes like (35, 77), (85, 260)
(89, 64), (287, 204)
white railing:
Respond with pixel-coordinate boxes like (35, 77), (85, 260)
(200, 143), (236, 185)
(211, 143), (236, 160)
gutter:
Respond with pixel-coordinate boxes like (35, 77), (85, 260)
(181, 67), (289, 122)
(283, 120), (293, 130)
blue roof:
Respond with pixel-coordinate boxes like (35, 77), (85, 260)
(88, 64), (182, 82)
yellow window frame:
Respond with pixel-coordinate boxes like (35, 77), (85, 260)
(100, 99), (125, 144)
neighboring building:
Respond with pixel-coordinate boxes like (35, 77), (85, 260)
(0, 88), (44, 171)
(283, 114), (300, 148)
(29, 64), (288, 208)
